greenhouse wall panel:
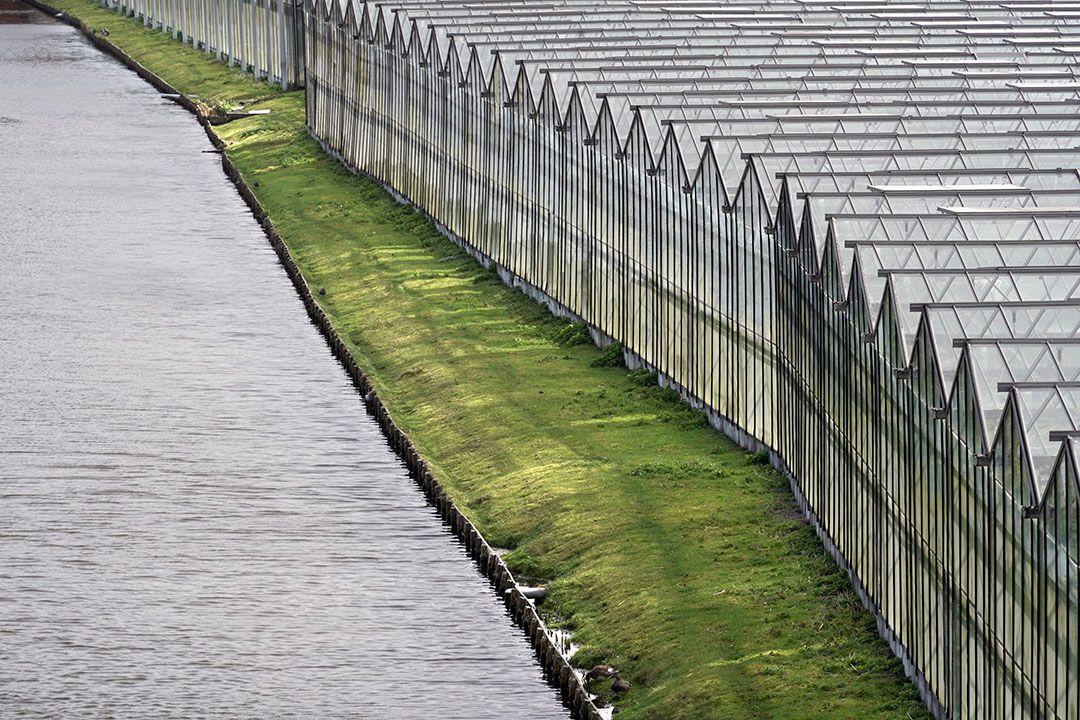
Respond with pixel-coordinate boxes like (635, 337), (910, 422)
(97, 0), (304, 86)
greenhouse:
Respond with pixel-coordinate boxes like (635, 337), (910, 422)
(91, 0), (1080, 715)
(301, 1), (1079, 717)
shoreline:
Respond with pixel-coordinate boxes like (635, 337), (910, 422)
(24, 2), (933, 717)
(24, 3), (603, 717)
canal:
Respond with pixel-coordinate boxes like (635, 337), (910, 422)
(0, 4), (569, 717)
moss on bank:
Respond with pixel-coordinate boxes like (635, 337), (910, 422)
(44, 2), (932, 717)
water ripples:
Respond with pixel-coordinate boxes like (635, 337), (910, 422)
(0, 8), (568, 719)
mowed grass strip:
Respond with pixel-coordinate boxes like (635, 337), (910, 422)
(47, 3), (931, 717)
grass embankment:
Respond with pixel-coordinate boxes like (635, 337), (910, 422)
(46, 2), (931, 717)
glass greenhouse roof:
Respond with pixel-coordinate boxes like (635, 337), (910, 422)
(345, 0), (1080, 490)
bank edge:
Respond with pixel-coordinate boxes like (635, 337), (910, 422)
(20, 4), (606, 718)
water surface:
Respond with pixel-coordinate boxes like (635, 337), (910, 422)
(0, 6), (568, 718)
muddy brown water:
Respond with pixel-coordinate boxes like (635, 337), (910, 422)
(0, 5), (570, 718)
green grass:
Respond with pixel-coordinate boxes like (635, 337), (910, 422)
(45, 3), (932, 717)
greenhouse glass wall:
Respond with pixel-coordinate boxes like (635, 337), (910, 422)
(302, 1), (1079, 717)
(100, 0), (304, 87)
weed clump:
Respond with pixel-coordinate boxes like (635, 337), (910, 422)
(626, 368), (657, 387)
(749, 450), (771, 466)
(552, 321), (591, 347)
(590, 342), (625, 368)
